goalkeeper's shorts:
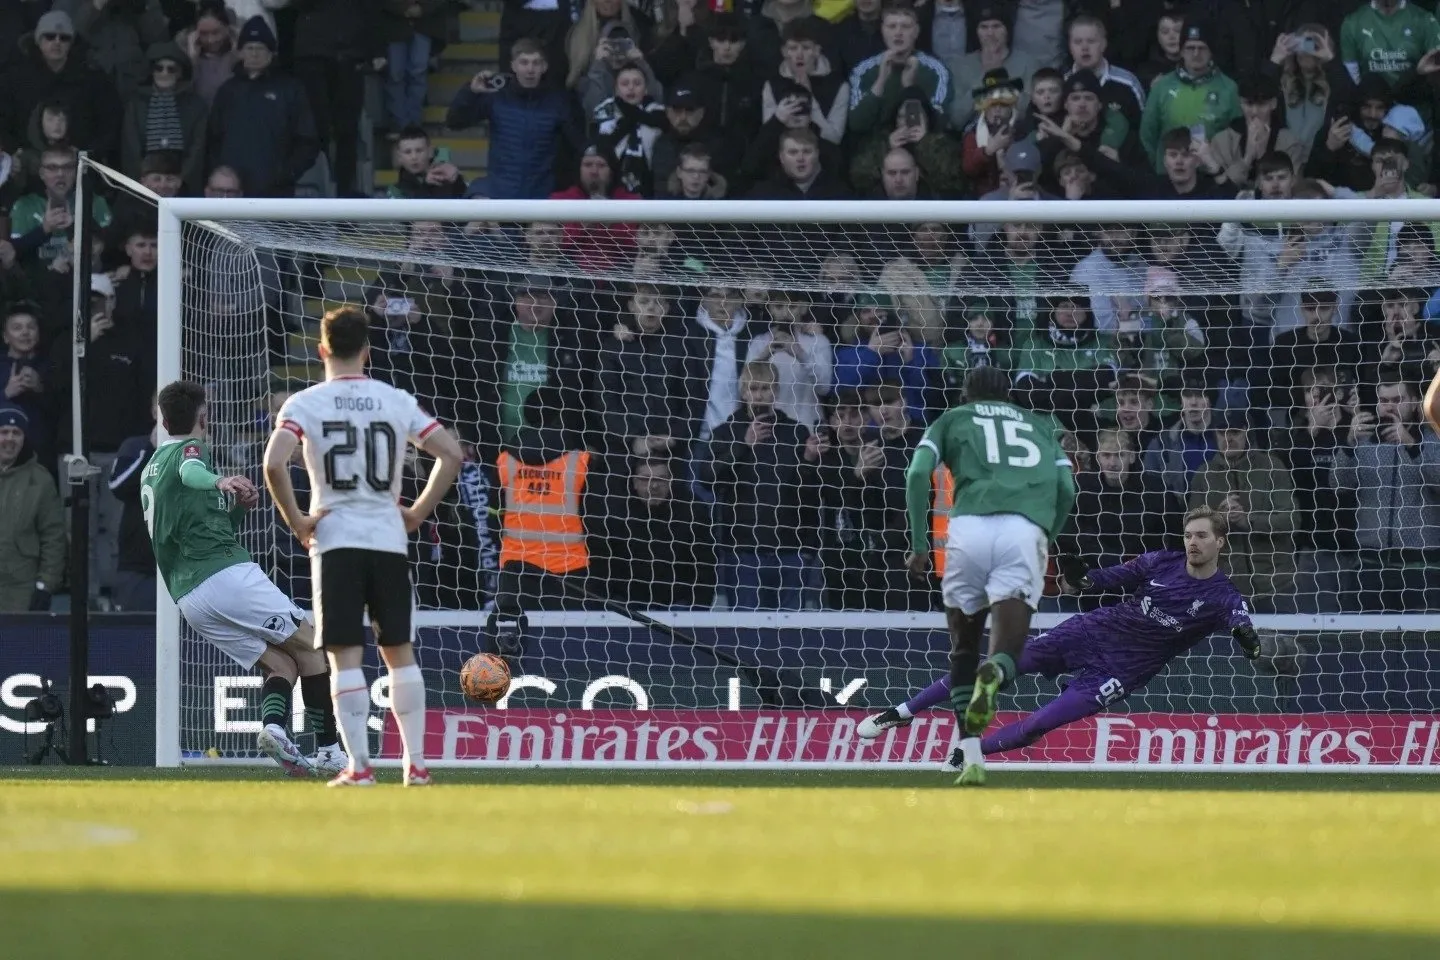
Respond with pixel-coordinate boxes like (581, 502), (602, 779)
(941, 514), (1048, 615)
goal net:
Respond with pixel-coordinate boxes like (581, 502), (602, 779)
(156, 196), (1440, 770)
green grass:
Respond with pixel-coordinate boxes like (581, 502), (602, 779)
(2, 768), (1438, 959)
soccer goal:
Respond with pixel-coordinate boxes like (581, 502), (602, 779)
(155, 195), (1440, 771)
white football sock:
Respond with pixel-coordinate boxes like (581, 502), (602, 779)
(389, 664), (427, 770)
(330, 668), (371, 773)
(896, 703), (914, 720)
(960, 736), (984, 766)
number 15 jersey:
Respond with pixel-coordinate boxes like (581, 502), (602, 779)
(920, 400), (1072, 540)
(277, 375), (439, 556)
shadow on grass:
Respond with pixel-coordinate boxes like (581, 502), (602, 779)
(5, 765), (1440, 792)
(0, 890), (1434, 960)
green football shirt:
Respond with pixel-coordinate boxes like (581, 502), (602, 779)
(140, 438), (250, 601)
(499, 324), (550, 441)
(1341, 0), (1440, 86)
(909, 400), (1075, 553)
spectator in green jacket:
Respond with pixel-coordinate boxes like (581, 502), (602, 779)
(0, 402), (65, 612)
(1140, 18), (1240, 171)
(846, 4), (953, 137)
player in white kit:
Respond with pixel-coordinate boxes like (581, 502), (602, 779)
(263, 306), (463, 787)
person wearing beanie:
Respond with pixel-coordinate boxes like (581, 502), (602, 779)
(1140, 18), (1241, 171)
(4, 10), (121, 159)
(121, 42), (209, 193)
(941, 1), (1038, 131)
(0, 401), (65, 612)
(207, 17), (320, 197)
(547, 140), (641, 272)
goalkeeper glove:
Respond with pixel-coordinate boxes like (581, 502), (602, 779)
(1232, 625), (1261, 661)
(1056, 554), (1091, 590)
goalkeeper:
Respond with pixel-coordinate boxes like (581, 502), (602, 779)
(862, 506), (1261, 774)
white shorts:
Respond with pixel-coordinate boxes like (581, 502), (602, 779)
(941, 514), (1049, 615)
(178, 562), (306, 669)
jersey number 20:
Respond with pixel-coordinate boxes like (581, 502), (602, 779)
(322, 420), (398, 491)
(972, 416), (1041, 467)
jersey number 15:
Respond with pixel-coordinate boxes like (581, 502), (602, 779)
(972, 416), (1041, 468)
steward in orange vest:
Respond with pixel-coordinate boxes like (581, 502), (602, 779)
(497, 448), (590, 575)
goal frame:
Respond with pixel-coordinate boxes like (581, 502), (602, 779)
(154, 196), (1440, 770)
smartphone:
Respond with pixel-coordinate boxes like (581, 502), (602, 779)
(609, 36), (633, 56)
(1189, 123), (1207, 142)
(1014, 168), (1036, 186)
(385, 297), (415, 317)
(900, 100), (924, 129)
(485, 73), (507, 91)
(1295, 34), (1319, 55)
(434, 145), (452, 164)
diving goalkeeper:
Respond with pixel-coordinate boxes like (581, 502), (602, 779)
(864, 506), (1260, 777)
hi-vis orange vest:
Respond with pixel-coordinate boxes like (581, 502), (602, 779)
(497, 450), (590, 574)
(933, 467), (953, 575)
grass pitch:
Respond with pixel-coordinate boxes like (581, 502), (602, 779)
(1, 769), (1437, 960)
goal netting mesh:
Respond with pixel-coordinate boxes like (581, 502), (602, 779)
(165, 199), (1440, 769)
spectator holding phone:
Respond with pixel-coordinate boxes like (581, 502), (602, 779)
(961, 68), (1023, 196)
(706, 359), (816, 611)
(833, 293), (937, 426)
(578, 22), (662, 116)
(1354, 138), (1437, 279)
(745, 289), (833, 430)
(1332, 373), (1440, 611)
(763, 20), (849, 146)
(1285, 368), (1361, 612)
(1306, 75), (1391, 191)
(447, 40), (579, 200)
(851, 91), (964, 197)
(1271, 25), (1353, 167)
(387, 126), (466, 199)
(846, 4), (953, 138)
(1140, 18), (1241, 171)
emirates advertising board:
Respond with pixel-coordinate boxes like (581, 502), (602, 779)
(2, 616), (1438, 769)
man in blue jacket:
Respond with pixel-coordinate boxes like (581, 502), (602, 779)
(447, 38), (580, 200)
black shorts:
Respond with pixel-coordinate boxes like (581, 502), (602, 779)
(313, 548), (412, 648)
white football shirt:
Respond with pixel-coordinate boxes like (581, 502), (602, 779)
(276, 375), (439, 556)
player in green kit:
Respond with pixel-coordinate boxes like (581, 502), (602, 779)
(901, 366), (1076, 784)
(142, 381), (345, 777)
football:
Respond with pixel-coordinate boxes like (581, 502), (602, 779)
(1427, 367), (1440, 435)
(459, 652), (511, 703)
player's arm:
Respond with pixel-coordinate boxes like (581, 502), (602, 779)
(1228, 598), (1261, 661)
(1063, 553), (1155, 593)
(263, 426), (318, 546)
(177, 443), (256, 511)
(404, 423), (464, 533)
(904, 435), (940, 573)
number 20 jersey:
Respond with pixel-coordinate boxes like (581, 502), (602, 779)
(920, 400), (1072, 539)
(276, 375), (439, 556)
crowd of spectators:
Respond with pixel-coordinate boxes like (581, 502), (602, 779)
(1, 0), (1440, 618)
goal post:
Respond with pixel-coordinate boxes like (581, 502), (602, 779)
(154, 196), (1440, 771)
